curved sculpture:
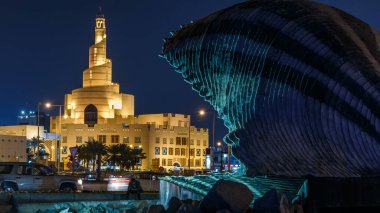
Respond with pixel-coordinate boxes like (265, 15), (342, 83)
(162, 0), (380, 177)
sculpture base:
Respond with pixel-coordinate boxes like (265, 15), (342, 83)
(301, 176), (380, 212)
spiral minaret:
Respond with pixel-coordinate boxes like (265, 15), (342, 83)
(83, 7), (112, 88)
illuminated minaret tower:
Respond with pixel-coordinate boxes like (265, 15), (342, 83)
(60, 8), (135, 125)
(83, 8), (112, 87)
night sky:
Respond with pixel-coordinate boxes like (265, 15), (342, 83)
(1, 0), (380, 143)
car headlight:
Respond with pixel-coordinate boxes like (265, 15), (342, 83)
(77, 179), (83, 185)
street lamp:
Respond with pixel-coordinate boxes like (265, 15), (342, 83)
(217, 141), (223, 172)
(37, 102), (42, 161)
(45, 102), (64, 172)
(198, 109), (215, 147)
(136, 145), (142, 170)
(199, 109), (216, 170)
(188, 119), (191, 170)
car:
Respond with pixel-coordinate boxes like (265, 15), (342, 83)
(0, 162), (83, 192)
(106, 175), (130, 191)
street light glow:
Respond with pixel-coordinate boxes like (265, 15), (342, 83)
(45, 102), (51, 108)
(217, 141), (222, 146)
(199, 109), (205, 116)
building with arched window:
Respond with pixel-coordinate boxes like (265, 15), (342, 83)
(50, 10), (208, 171)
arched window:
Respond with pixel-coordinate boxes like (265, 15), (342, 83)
(84, 104), (98, 127)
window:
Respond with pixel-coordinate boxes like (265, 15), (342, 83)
(197, 140), (200, 146)
(181, 137), (187, 145)
(203, 140), (207, 146)
(168, 159), (173, 167)
(62, 146), (67, 154)
(76, 136), (82, 143)
(98, 135), (106, 143)
(84, 104), (98, 127)
(203, 149), (206, 156)
(169, 148), (173, 155)
(62, 136), (67, 143)
(135, 137), (141, 143)
(0, 165), (13, 174)
(190, 149), (195, 156)
(170, 138), (174, 144)
(163, 121), (169, 127)
(17, 165), (31, 175)
(181, 148), (186, 156)
(155, 147), (160, 155)
(123, 137), (129, 143)
(111, 135), (119, 143)
(162, 147), (167, 155)
(196, 149), (201, 156)
(175, 148), (180, 156)
(176, 137), (181, 145)
(88, 137), (94, 142)
(190, 139), (194, 145)
(163, 138), (167, 144)
(33, 164), (53, 176)
(195, 159), (201, 167)
(162, 159), (167, 166)
(152, 158), (159, 167)
(155, 137), (160, 144)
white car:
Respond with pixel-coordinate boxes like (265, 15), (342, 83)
(0, 162), (83, 192)
(107, 176), (130, 191)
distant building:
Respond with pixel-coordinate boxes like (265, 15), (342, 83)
(0, 135), (27, 162)
(0, 125), (58, 162)
(17, 110), (50, 132)
(0, 125), (45, 140)
(50, 10), (208, 171)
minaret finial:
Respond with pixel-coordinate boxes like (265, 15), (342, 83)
(96, 6), (104, 18)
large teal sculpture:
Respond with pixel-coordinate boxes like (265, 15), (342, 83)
(162, 0), (380, 177)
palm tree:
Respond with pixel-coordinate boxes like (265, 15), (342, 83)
(27, 137), (45, 161)
(77, 144), (92, 170)
(105, 144), (123, 170)
(132, 148), (146, 170)
(119, 144), (133, 170)
(86, 140), (107, 172)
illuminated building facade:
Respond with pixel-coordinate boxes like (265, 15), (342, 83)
(50, 10), (208, 170)
(0, 135), (27, 162)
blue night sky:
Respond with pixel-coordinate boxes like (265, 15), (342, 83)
(1, 0), (380, 142)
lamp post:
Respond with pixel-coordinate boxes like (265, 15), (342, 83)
(133, 145), (142, 170)
(227, 145), (231, 173)
(188, 120), (191, 170)
(37, 102), (42, 161)
(45, 102), (64, 172)
(199, 109), (216, 170)
(198, 109), (215, 147)
(217, 141), (223, 172)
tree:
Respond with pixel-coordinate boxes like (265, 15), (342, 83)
(105, 144), (123, 170)
(131, 148), (147, 170)
(27, 137), (45, 161)
(77, 144), (91, 170)
(118, 144), (133, 170)
(117, 145), (147, 170)
(85, 140), (107, 172)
